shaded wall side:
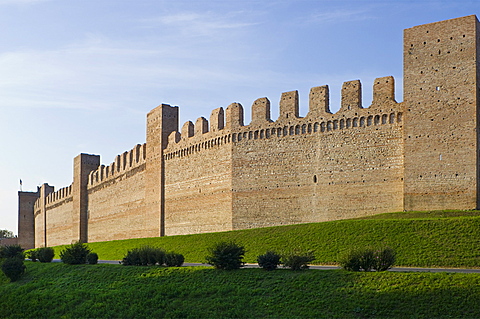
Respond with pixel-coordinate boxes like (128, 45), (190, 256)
(87, 165), (148, 242)
(18, 191), (38, 250)
(164, 142), (233, 236)
(404, 15), (479, 210)
(44, 198), (74, 246)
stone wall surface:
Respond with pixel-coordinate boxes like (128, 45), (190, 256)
(16, 15), (480, 248)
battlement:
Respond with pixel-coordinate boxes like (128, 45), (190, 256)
(45, 185), (72, 207)
(164, 76), (401, 157)
(88, 143), (147, 187)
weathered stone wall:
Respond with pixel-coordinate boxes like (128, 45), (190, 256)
(44, 188), (74, 247)
(404, 15), (480, 210)
(86, 144), (150, 242)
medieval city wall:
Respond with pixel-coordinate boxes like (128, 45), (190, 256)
(161, 76), (405, 233)
(19, 15), (479, 249)
(44, 185), (73, 246)
(86, 143), (150, 242)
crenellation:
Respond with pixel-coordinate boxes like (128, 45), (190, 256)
(279, 90), (299, 120)
(225, 102), (245, 129)
(195, 117), (209, 136)
(341, 80), (362, 112)
(372, 76), (396, 105)
(181, 121), (194, 140)
(209, 107), (225, 132)
(250, 97), (271, 126)
(308, 85), (331, 117)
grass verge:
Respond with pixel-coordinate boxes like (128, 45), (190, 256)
(1, 262), (480, 318)
(53, 210), (480, 268)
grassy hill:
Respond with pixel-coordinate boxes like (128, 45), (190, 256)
(57, 210), (480, 268)
(1, 262), (480, 318)
(2, 210), (480, 318)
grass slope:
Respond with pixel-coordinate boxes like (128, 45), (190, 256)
(57, 210), (480, 268)
(1, 262), (480, 318)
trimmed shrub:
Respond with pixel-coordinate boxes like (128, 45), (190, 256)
(372, 247), (396, 271)
(60, 242), (92, 265)
(121, 246), (165, 266)
(0, 245), (24, 259)
(257, 251), (281, 271)
(340, 247), (396, 272)
(25, 250), (38, 262)
(164, 252), (185, 267)
(1, 257), (26, 282)
(281, 250), (315, 270)
(37, 247), (55, 263)
(86, 252), (99, 265)
(205, 241), (245, 270)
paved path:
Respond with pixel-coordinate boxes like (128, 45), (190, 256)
(96, 260), (480, 273)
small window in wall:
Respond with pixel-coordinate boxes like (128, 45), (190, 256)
(313, 175), (317, 183)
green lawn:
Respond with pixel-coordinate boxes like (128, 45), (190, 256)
(1, 262), (480, 318)
(55, 210), (480, 268)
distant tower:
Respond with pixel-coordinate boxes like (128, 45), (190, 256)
(17, 190), (39, 249)
(403, 15), (480, 210)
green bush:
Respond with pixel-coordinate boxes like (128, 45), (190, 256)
(257, 251), (281, 271)
(37, 247), (55, 263)
(372, 247), (396, 271)
(121, 246), (165, 266)
(340, 247), (396, 272)
(86, 252), (99, 265)
(60, 242), (92, 265)
(0, 245), (24, 259)
(281, 250), (315, 270)
(25, 250), (38, 262)
(1, 257), (26, 282)
(164, 252), (185, 267)
(205, 241), (245, 270)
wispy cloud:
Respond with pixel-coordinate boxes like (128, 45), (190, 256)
(139, 11), (260, 37)
(306, 8), (375, 24)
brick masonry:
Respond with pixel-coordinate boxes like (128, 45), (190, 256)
(17, 15), (480, 249)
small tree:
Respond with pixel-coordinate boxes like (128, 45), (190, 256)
(339, 247), (396, 272)
(37, 247), (55, 263)
(281, 250), (315, 270)
(0, 229), (14, 239)
(86, 252), (99, 265)
(0, 245), (24, 260)
(25, 250), (38, 262)
(121, 246), (165, 266)
(60, 242), (91, 265)
(164, 252), (185, 267)
(205, 241), (245, 270)
(257, 251), (281, 271)
(1, 258), (26, 282)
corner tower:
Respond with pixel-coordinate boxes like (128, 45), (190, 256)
(403, 15), (480, 210)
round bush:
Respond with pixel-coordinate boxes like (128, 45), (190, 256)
(257, 251), (281, 271)
(205, 241), (245, 270)
(121, 246), (165, 266)
(86, 252), (99, 265)
(60, 242), (91, 265)
(164, 252), (185, 267)
(37, 247), (55, 263)
(0, 245), (24, 259)
(281, 250), (315, 271)
(25, 250), (38, 262)
(1, 257), (26, 282)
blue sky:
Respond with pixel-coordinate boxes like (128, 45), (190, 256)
(0, 0), (478, 234)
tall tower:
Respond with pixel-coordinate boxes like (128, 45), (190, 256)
(145, 104), (178, 236)
(17, 190), (39, 249)
(403, 15), (480, 210)
(72, 154), (100, 243)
